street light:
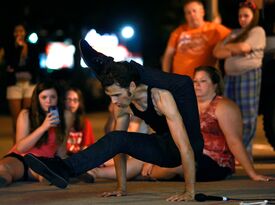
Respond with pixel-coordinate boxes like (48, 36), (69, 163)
(121, 25), (134, 39)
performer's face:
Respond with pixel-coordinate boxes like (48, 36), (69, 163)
(105, 84), (133, 108)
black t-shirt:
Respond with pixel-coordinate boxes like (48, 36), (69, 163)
(5, 42), (39, 85)
(129, 61), (204, 160)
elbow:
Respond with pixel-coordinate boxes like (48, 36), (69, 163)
(213, 47), (232, 59)
(178, 142), (194, 159)
(213, 51), (222, 59)
(183, 147), (195, 164)
(162, 59), (171, 72)
(186, 146), (195, 159)
(14, 144), (26, 153)
(235, 43), (251, 54)
(240, 46), (251, 54)
(14, 141), (30, 154)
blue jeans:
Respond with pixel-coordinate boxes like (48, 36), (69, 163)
(64, 131), (182, 176)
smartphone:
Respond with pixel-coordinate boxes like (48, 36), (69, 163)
(48, 106), (60, 125)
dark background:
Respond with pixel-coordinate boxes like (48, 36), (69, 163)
(0, 0), (185, 67)
(0, 0), (274, 113)
(0, 0), (185, 113)
(0, 0), (251, 66)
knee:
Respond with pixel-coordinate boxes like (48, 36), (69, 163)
(0, 164), (12, 184)
(104, 131), (128, 141)
(0, 163), (9, 172)
(101, 131), (129, 150)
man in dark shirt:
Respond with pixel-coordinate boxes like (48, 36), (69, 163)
(25, 39), (203, 202)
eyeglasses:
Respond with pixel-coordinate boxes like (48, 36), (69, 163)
(65, 98), (79, 103)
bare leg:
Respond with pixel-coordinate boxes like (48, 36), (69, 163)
(8, 99), (22, 143)
(29, 169), (45, 182)
(0, 157), (25, 187)
(149, 165), (183, 180)
(88, 158), (144, 180)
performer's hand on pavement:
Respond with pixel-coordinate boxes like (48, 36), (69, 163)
(166, 191), (194, 202)
(101, 190), (127, 197)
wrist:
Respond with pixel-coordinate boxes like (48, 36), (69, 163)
(185, 190), (195, 199)
(185, 183), (195, 196)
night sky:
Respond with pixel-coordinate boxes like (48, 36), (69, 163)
(0, 0), (274, 112)
(1, 0), (273, 66)
(1, 0), (185, 67)
(0, 0), (185, 112)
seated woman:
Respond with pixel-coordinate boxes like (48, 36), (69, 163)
(65, 87), (95, 155)
(0, 80), (67, 187)
(142, 66), (273, 182)
(64, 87), (96, 183)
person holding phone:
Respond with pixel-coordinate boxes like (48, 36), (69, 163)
(0, 79), (66, 187)
(48, 106), (60, 125)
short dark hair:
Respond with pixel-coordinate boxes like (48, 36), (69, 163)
(99, 61), (141, 89)
(182, 0), (204, 9)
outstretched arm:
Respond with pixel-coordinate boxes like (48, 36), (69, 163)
(151, 88), (195, 201)
(216, 98), (274, 182)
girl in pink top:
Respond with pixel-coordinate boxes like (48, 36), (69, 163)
(0, 80), (67, 187)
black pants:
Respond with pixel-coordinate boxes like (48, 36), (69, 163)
(196, 154), (233, 181)
(64, 130), (232, 181)
(65, 131), (182, 176)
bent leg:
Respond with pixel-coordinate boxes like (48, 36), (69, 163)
(0, 157), (25, 186)
(65, 131), (181, 176)
(149, 165), (183, 180)
(8, 99), (22, 142)
(88, 158), (144, 180)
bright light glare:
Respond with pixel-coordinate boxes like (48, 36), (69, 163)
(82, 28), (142, 68)
(28, 33), (38, 44)
(44, 42), (75, 69)
(121, 26), (134, 39)
(85, 29), (119, 57)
